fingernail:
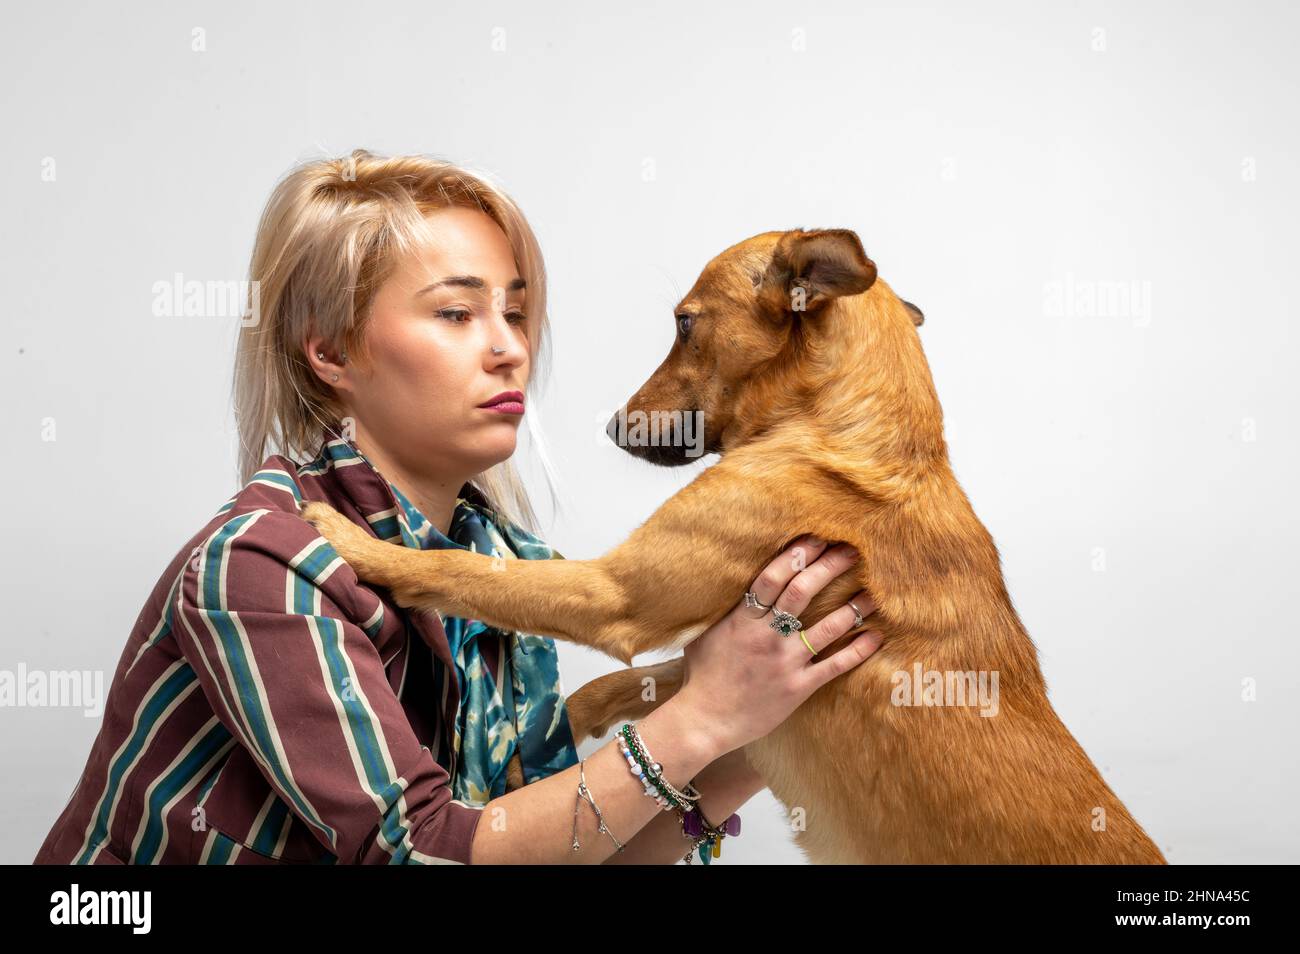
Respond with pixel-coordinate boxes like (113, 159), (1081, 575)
(807, 535), (824, 547)
(844, 546), (860, 561)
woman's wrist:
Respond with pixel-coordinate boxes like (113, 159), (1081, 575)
(702, 745), (765, 800)
(690, 752), (759, 826)
(600, 723), (761, 865)
(638, 697), (732, 772)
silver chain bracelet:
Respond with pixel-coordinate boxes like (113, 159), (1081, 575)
(570, 757), (626, 853)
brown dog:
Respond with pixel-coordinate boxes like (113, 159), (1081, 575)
(302, 228), (1166, 864)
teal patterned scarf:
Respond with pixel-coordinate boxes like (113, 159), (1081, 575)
(386, 480), (580, 804)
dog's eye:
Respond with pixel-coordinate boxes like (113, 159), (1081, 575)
(675, 313), (693, 338)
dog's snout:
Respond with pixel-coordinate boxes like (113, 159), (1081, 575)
(605, 411), (621, 446)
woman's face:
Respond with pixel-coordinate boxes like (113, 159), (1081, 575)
(338, 205), (531, 481)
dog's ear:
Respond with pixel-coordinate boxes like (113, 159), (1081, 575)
(901, 299), (925, 327)
(762, 228), (877, 318)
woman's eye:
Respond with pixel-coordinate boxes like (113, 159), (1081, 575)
(676, 313), (692, 338)
(438, 308), (526, 325)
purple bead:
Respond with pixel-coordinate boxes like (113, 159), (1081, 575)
(682, 810), (703, 838)
(725, 814), (742, 837)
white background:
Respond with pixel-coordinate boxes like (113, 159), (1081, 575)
(1, 0), (1296, 864)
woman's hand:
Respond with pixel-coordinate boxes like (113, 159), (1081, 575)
(673, 534), (881, 757)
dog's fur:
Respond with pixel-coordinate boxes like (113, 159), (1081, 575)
(302, 228), (1165, 864)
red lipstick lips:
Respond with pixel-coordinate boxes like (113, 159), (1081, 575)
(477, 390), (525, 415)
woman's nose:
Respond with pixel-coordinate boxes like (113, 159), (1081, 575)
(485, 313), (526, 361)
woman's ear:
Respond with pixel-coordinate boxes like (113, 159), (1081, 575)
(304, 334), (351, 387)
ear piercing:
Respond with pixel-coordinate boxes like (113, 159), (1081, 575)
(316, 349), (347, 382)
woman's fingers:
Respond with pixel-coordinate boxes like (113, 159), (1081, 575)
(802, 627), (885, 692)
(770, 542), (860, 619)
(740, 534), (830, 620)
(797, 589), (877, 656)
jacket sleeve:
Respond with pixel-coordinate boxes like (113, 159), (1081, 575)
(171, 506), (485, 864)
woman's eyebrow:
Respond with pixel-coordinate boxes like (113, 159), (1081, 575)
(416, 275), (526, 295)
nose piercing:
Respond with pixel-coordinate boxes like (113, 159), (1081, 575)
(491, 345), (506, 355)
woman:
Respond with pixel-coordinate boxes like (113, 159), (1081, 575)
(34, 150), (882, 865)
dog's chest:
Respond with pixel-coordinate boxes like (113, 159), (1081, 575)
(741, 675), (900, 864)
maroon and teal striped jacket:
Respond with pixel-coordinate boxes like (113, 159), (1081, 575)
(32, 429), (526, 865)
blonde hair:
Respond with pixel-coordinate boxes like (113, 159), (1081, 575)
(232, 148), (560, 534)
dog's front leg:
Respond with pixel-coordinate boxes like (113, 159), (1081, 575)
(564, 658), (684, 740)
(301, 464), (803, 665)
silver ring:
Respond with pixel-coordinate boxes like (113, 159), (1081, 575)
(743, 590), (773, 612)
(847, 600), (865, 629)
(769, 608), (803, 637)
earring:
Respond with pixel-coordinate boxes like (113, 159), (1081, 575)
(316, 351), (325, 360)
(331, 374), (339, 382)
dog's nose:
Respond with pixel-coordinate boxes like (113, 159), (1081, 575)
(605, 410), (621, 446)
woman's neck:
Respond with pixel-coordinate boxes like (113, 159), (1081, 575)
(346, 427), (467, 537)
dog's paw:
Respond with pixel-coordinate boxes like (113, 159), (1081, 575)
(300, 500), (349, 538)
(300, 501), (381, 575)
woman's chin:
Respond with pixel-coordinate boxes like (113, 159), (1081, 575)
(470, 425), (520, 462)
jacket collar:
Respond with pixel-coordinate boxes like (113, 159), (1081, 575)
(305, 424), (497, 552)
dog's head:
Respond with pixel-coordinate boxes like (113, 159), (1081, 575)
(606, 228), (923, 464)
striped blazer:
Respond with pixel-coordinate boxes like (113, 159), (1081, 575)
(33, 430), (516, 865)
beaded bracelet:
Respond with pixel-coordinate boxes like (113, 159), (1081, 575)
(618, 723), (702, 811)
(617, 722), (742, 865)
